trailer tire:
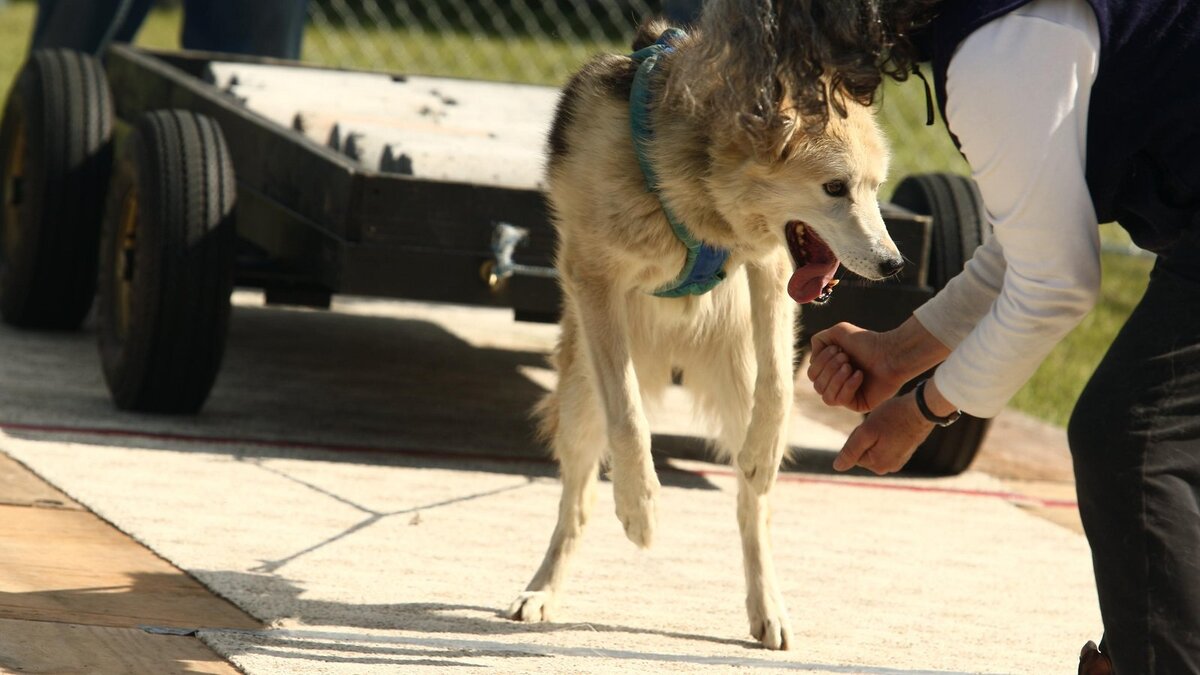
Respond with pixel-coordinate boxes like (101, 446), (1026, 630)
(890, 173), (993, 476)
(98, 110), (235, 413)
(0, 49), (113, 328)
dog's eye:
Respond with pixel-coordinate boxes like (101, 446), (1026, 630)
(823, 180), (847, 197)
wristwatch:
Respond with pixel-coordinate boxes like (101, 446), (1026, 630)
(914, 379), (962, 427)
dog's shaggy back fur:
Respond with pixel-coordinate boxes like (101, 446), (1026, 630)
(544, 14), (893, 276)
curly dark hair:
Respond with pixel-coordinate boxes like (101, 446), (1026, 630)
(669, 0), (939, 148)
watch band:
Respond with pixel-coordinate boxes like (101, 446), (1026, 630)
(914, 379), (962, 427)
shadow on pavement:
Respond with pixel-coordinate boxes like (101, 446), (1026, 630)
(0, 302), (743, 489)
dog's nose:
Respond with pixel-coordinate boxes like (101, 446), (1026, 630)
(878, 257), (904, 278)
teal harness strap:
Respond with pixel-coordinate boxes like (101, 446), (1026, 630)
(629, 29), (730, 298)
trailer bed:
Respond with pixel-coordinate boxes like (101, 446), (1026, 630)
(105, 45), (561, 316)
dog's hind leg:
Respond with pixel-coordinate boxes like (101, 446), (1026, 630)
(570, 278), (658, 548)
(508, 319), (606, 622)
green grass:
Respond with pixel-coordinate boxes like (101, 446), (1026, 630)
(877, 79), (971, 189)
(0, 1), (34, 100)
(301, 22), (622, 87)
(0, 0), (1151, 426)
(0, 0), (181, 98)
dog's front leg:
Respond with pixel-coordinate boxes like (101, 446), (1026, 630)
(573, 277), (659, 549)
(735, 252), (795, 650)
(737, 254), (796, 495)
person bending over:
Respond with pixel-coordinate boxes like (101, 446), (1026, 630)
(798, 0), (1200, 672)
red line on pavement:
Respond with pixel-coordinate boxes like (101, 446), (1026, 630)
(0, 421), (1077, 510)
(0, 421), (547, 465)
(680, 466), (1079, 509)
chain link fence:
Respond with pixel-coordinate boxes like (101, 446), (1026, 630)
(302, 0), (968, 190)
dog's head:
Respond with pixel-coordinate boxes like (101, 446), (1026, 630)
(664, 0), (926, 303)
(706, 99), (903, 305)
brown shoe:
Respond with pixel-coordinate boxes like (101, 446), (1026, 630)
(1079, 640), (1113, 675)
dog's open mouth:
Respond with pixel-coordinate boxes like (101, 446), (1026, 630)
(785, 221), (840, 305)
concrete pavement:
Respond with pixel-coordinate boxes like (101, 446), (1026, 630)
(0, 294), (1096, 673)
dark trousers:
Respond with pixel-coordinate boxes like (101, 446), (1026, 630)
(1069, 233), (1200, 673)
(32, 0), (308, 59)
(662, 0), (704, 25)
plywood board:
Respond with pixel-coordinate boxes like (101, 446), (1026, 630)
(0, 504), (259, 630)
(0, 617), (240, 675)
(0, 452), (80, 509)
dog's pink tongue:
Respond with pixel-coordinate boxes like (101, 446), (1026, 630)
(788, 261), (840, 304)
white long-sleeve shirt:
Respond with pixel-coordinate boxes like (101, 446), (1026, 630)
(911, 0), (1103, 418)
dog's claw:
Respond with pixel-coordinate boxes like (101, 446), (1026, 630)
(507, 591), (555, 622)
(753, 619), (792, 648)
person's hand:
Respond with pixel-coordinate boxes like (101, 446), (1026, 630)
(832, 393), (934, 475)
(807, 322), (909, 413)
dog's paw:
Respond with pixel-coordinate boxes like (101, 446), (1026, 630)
(749, 607), (793, 651)
(507, 591), (555, 622)
(616, 495), (656, 548)
(612, 469), (658, 548)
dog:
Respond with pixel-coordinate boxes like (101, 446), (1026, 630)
(506, 2), (904, 650)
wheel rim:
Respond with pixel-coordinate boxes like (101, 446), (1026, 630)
(1, 112), (27, 266)
(114, 185), (139, 342)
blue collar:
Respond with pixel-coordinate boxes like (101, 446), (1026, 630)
(629, 28), (730, 298)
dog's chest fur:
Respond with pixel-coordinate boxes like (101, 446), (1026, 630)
(544, 52), (770, 298)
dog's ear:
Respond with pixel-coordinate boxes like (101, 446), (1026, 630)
(632, 18), (675, 51)
(735, 98), (798, 163)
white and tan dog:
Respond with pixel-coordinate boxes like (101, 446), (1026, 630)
(507, 6), (903, 650)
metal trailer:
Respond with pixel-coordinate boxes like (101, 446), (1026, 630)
(0, 46), (990, 475)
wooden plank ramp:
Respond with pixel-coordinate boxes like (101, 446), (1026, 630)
(0, 452), (254, 674)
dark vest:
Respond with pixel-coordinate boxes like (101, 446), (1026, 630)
(916, 0), (1200, 253)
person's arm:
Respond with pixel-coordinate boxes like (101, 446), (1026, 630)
(927, 2), (1102, 419)
(912, 234), (1005, 351)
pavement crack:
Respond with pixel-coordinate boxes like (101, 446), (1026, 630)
(245, 459), (379, 516)
(246, 471), (535, 574)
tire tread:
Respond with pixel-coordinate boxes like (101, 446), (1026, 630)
(98, 110), (235, 413)
(0, 49), (112, 328)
